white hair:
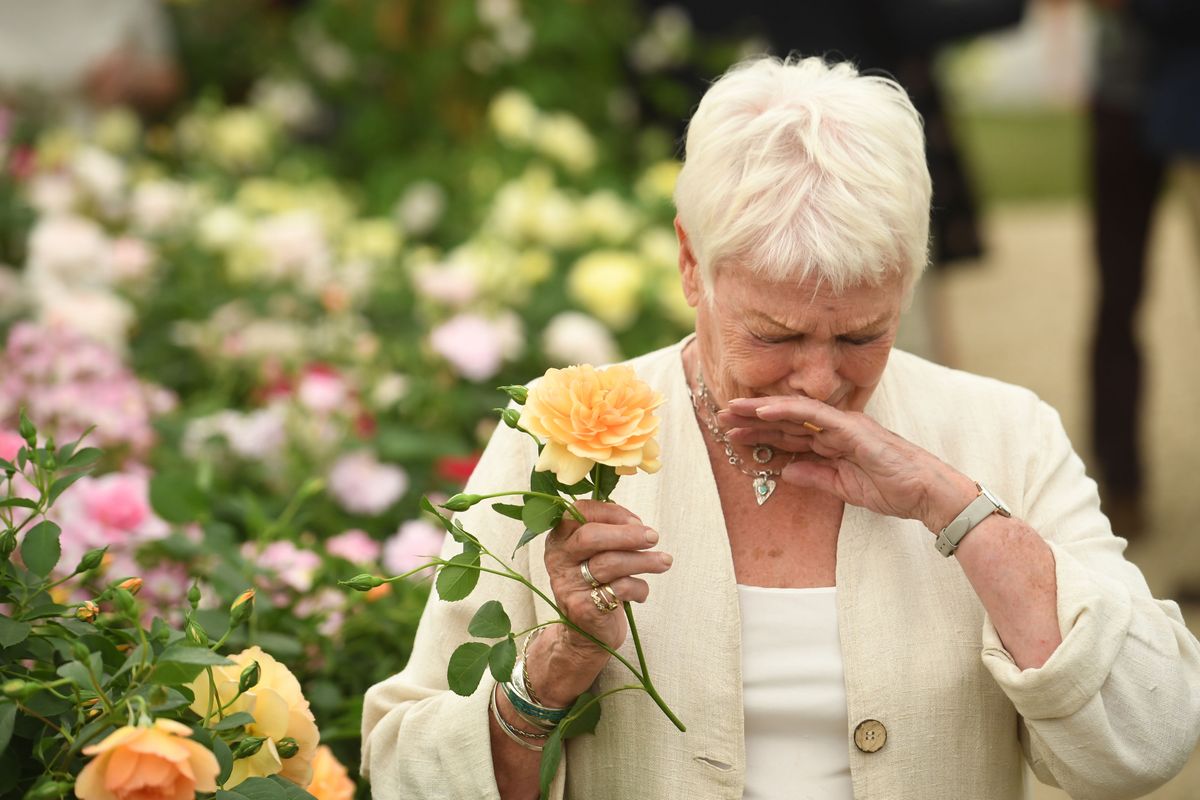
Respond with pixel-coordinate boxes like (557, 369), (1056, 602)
(674, 55), (932, 297)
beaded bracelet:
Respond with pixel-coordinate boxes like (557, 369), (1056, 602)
(491, 683), (546, 752)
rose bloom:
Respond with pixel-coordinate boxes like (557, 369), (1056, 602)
(75, 718), (219, 800)
(382, 520), (445, 578)
(325, 529), (381, 564)
(306, 745), (355, 800)
(0, 429), (23, 461)
(188, 646), (319, 788)
(519, 364), (664, 485)
(327, 451), (408, 515)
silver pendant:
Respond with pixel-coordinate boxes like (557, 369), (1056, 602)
(753, 474), (777, 505)
(752, 445), (774, 464)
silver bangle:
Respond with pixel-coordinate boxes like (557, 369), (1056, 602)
(491, 683), (546, 751)
(521, 627), (547, 706)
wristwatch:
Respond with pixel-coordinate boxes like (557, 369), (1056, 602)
(934, 482), (1012, 557)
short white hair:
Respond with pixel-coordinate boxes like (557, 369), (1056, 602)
(674, 55), (932, 297)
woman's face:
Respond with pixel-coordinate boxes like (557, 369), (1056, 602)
(683, 253), (905, 414)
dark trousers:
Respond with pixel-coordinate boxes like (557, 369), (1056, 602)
(1089, 102), (1166, 493)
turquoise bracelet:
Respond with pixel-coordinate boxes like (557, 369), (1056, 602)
(503, 672), (570, 726)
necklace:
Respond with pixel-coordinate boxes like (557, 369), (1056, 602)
(689, 368), (795, 506)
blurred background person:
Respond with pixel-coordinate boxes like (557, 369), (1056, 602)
(0, 0), (182, 121)
(1087, 0), (1200, 537)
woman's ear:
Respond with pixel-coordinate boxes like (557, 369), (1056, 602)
(674, 217), (703, 308)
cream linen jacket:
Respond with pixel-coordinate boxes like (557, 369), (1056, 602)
(361, 339), (1200, 799)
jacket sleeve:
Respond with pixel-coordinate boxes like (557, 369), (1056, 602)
(360, 418), (568, 800)
(979, 400), (1200, 800)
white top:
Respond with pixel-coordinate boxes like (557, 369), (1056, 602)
(738, 584), (853, 800)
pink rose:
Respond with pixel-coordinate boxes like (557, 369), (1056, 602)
(50, 473), (170, 574)
(0, 429), (23, 462)
(325, 529), (381, 564)
(296, 365), (348, 415)
(429, 313), (506, 382)
(244, 540), (322, 594)
(327, 451), (407, 515)
(382, 520), (446, 578)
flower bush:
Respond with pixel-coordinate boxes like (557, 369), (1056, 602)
(0, 1), (721, 796)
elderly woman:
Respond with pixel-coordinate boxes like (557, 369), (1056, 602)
(362, 56), (1200, 799)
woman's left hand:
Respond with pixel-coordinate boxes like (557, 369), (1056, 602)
(720, 395), (976, 532)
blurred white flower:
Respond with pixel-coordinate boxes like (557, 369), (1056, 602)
(36, 288), (133, 351)
(630, 5), (693, 73)
(197, 205), (249, 251)
(542, 311), (622, 366)
(27, 174), (78, 215)
(71, 146), (127, 210)
(495, 19), (533, 58)
(489, 89), (539, 145)
(250, 77), (321, 130)
(487, 169), (581, 249)
(477, 0), (518, 25)
(209, 109), (274, 171)
(93, 109), (141, 154)
(328, 451), (408, 516)
(252, 210), (333, 289)
(183, 407), (288, 462)
(109, 236), (157, 283)
(25, 214), (112, 290)
(533, 113), (597, 174)
(429, 313), (509, 382)
(580, 190), (641, 244)
(370, 373), (410, 409)
(0, 266), (27, 318)
(393, 181), (446, 237)
(295, 25), (354, 82)
(635, 160), (682, 204)
(131, 179), (192, 235)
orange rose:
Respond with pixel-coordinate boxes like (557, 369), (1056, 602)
(306, 746), (354, 800)
(188, 646), (319, 788)
(75, 719), (219, 800)
(519, 364), (664, 485)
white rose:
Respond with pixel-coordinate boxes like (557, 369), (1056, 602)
(489, 89), (538, 145)
(36, 289), (133, 351)
(542, 311), (622, 366)
(533, 113), (597, 174)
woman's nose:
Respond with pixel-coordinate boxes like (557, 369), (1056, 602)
(786, 342), (839, 403)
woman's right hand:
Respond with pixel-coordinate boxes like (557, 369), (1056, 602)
(524, 499), (672, 707)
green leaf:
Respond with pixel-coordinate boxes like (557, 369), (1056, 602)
(213, 711), (255, 731)
(593, 465), (619, 502)
(19, 603), (70, 621)
(149, 660), (206, 686)
(420, 496), (454, 532)
(157, 643), (233, 666)
(149, 473), (208, 524)
(231, 777), (289, 800)
(539, 726), (565, 797)
(521, 496), (563, 535)
(213, 736), (234, 784)
(55, 661), (93, 688)
(529, 468), (559, 496)
(149, 686), (193, 713)
(20, 521), (61, 577)
(489, 636), (516, 683)
(0, 702), (16, 755)
(0, 616), (31, 648)
(558, 478), (593, 496)
(446, 641), (491, 696)
(0, 497), (37, 510)
(47, 472), (88, 504)
(561, 691), (601, 739)
(435, 551), (480, 602)
(511, 527), (541, 557)
(491, 502), (524, 521)
(64, 447), (101, 468)
(467, 601), (511, 638)
(263, 776), (318, 800)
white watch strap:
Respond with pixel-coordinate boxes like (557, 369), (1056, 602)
(935, 489), (1002, 557)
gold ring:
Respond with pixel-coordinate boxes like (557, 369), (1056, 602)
(802, 421), (824, 433)
(580, 559), (600, 588)
(599, 583), (620, 605)
(590, 586), (618, 613)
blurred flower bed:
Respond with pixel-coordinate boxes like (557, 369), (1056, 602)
(0, 1), (708, 796)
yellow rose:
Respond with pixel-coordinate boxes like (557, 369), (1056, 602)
(567, 251), (646, 329)
(520, 365), (664, 485)
(635, 159), (682, 204)
(75, 719), (219, 800)
(188, 646), (319, 788)
(306, 746), (355, 800)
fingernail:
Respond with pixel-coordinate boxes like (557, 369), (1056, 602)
(661, 553), (673, 567)
(645, 528), (659, 544)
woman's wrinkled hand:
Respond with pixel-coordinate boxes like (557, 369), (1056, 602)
(719, 396), (976, 532)
(528, 499), (672, 706)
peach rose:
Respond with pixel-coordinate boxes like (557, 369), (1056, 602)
(188, 646), (319, 789)
(75, 719), (219, 800)
(306, 746), (354, 800)
(519, 364), (664, 485)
